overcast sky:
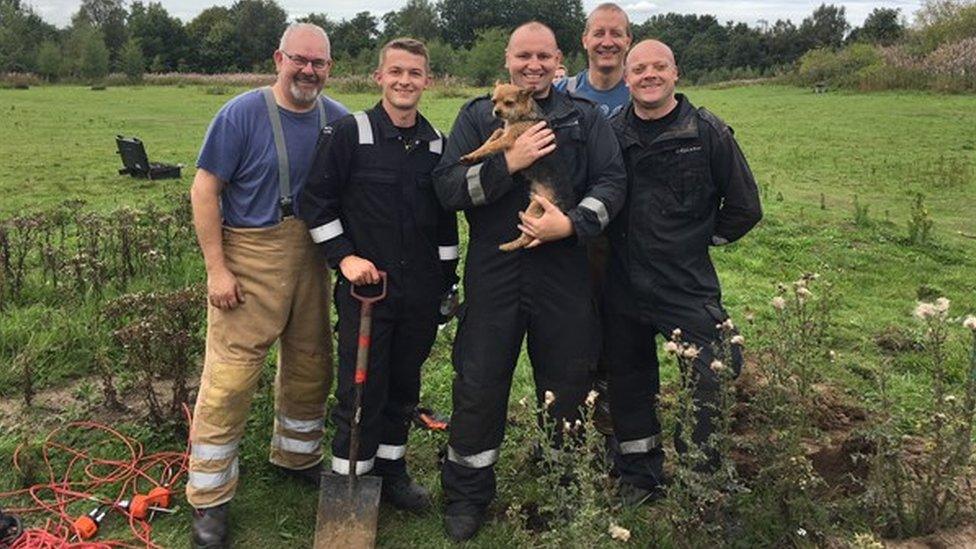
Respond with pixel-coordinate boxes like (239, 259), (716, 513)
(30, 0), (924, 31)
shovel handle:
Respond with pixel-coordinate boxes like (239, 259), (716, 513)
(351, 272), (386, 385)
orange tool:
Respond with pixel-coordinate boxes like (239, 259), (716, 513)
(72, 506), (107, 540)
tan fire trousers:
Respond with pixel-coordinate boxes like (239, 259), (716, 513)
(187, 218), (333, 509)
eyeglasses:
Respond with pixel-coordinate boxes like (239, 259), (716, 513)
(280, 51), (331, 70)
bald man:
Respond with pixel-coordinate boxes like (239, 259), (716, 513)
(605, 39), (761, 503)
(433, 22), (626, 540)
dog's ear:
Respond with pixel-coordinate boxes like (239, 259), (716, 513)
(518, 87), (534, 100)
(494, 79), (503, 89)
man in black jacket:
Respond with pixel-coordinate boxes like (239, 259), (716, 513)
(433, 22), (627, 541)
(606, 39), (762, 503)
(300, 38), (458, 512)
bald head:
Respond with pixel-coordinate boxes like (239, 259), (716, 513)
(505, 21), (563, 97)
(626, 39), (675, 69)
(508, 21), (558, 50)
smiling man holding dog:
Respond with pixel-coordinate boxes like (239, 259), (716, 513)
(433, 21), (626, 541)
(605, 39), (762, 503)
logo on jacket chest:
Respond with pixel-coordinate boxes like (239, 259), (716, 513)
(675, 145), (702, 155)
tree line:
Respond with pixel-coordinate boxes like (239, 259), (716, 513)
(0, 0), (908, 83)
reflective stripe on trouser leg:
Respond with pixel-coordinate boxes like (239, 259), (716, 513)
(447, 446), (500, 468)
(618, 434), (661, 454)
(270, 225), (332, 470)
(332, 455), (376, 475)
(188, 220), (307, 508)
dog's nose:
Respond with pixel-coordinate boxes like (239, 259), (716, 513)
(493, 108), (501, 117)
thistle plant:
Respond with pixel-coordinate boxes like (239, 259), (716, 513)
(661, 325), (746, 547)
(863, 299), (976, 538)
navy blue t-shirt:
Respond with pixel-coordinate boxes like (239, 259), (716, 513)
(555, 70), (630, 118)
(197, 89), (349, 228)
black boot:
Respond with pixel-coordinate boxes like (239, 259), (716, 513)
(191, 502), (230, 549)
(381, 475), (432, 513)
(443, 509), (485, 542)
(618, 481), (665, 507)
(274, 462), (322, 488)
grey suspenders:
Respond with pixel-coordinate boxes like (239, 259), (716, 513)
(261, 86), (329, 219)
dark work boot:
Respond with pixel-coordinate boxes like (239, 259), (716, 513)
(381, 474), (432, 513)
(191, 502), (229, 549)
(274, 462), (323, 488)
(444, 508), (485, 542)
(618, 481), (665, 507)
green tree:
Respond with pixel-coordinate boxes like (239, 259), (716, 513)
(119, 37), (144, 80)
(77, 0), (128, 69)
(437, 0), (584, 53)
(35, 40), (62, 80)
(232, 0), (287, 71)
(461, 27), (508, 85)
(80, 27), (110, 80)
(798, 3), (850, 50)
(187, 7), (238, 72)
(330, 11), (379, 60)
(854, 7), (904, 45)
(381, 0), (440, 42)
(128, 2), (187, 72)
(0, 0), (59, 71)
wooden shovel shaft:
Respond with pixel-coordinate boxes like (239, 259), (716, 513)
(348, 301), (374, 489)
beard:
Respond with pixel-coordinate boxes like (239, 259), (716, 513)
(288, 73), (322, 105)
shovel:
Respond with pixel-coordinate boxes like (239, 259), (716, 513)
(314, 272), (387, 549)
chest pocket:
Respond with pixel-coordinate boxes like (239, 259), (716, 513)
(348, 167), (399, 225)
(642, 143), (710, 217)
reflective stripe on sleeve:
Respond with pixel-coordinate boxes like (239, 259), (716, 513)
(277, 414), (325, 433)
(712, 235), (729, 246)
(189, 458), (239, 489)
(271, 434), (322, 455)
(438, 245), (459, 260)
(466, 164), (486, 206)
(331, 456), (375, 475)
(618, 435), (661, 455)
(430, 132), (443, 154)
(191, 441), (239, 461)
(354, 112), (373, 145)
(309, 219), (343, 243)
(578, 197), (609, 229)
(376, 444), (406, 460)
(447, 446), (499, 469)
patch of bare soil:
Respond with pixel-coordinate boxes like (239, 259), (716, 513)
(0, 377), (196, 432)
(885, 524), (976, 548)
(732, 360), (872, 491)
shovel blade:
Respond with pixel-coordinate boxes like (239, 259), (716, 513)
(314, 472), (382, 549)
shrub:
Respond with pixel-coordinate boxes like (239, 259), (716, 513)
(462, 28), (509, 86)
(35, 41), (62, 82)
(796, 43), (882, 87)
(119, 38), (145, 82)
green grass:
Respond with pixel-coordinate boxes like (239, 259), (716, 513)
(1, 83), (976, 547)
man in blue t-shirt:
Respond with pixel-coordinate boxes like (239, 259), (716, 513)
(187, 22), (348, 548)
(555, 2), (633, 118)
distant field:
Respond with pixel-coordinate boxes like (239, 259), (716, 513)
(0, 84), (975, 547)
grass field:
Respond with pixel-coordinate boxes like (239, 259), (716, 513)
(1, 83), (975, 547)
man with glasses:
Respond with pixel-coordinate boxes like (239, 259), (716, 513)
(187, 22), (347, 548)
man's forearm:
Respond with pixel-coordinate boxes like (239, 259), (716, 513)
(190, 171), (228, 274)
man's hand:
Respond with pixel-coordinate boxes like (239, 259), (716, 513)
(504, 121), (556, 174)
(517, 194), (574, 248)
(208, 266), (245, 310)
(340, 255), (381, 285)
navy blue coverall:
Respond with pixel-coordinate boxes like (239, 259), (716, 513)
(300, 104), (459, 479)
(433, 89), (627, 515)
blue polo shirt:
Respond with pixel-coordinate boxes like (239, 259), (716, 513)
(197, 89), (349, 228)
(555, 70), (630, 118)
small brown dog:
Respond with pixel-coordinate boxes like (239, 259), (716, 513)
(460, 82), (560, 251)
